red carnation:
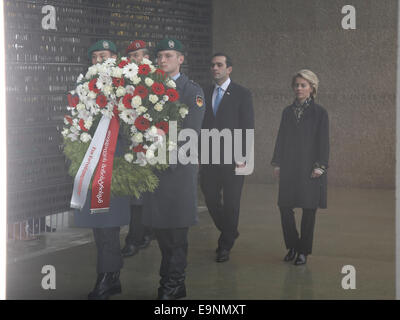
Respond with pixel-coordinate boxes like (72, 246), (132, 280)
(133, 85), (148, 99)
(118, 60), (129, 68)
(96, 94), (108, 108)
(64, 115), (73, 125)
(166, 88), (179, 102)
(112, 77), (125, 87)
(155, 68), (166, 77)
(79, 119), (88, 132)
(138, 64), (151, 75)
(88, 78), (100, 93)
(152, 82), (165, 95)
(133, 144), (147, 154)
(155, 121), (169, 134)
(67, 94), (79, 107)
(134, 116), (150, 131)
(122, 94), (133, 109)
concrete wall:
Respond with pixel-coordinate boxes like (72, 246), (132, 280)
(212, 0), (397, 188)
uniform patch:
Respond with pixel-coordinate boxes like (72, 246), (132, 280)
(168, 40), (175, 48)
(103, 41), (109, 49)
(196, 95), (204, 107)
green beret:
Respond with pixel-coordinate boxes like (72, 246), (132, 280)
(155, 38), (184, 54)
(88, 40), (117, 59)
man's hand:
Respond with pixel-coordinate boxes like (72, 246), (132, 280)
(273, 167), (280, 178)
(311, 168), (323, 178)
(236, 162), (246, 168)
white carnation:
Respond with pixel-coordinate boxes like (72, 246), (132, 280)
(143, 113), (152, 121)
(61, 128), (69, 137)
(154, 103), (163, 112)
(76, 74), (84, 83)
(179, 107), (189, 118)
(103, 85), (113, 96)
(147, 126), (158, 137)
(145, 77), (154, 87)
(124, 153), (134, 163)
(111, 67), (123, 78)
(166, 80), (176, 88)
(88, 91), (97, 99)
(142, 58), (152, 65)
(131, 96), (142, 107)
(163, 95), (169, 101)
(131, 75), (141, 85)
(84, 117), (93, 129)
(116, 86), (126, 97)
(85, 65), (98, 79)
(149, 94), (159, 104)
(76, 103), (85, 111)
(67, 133), (79, 142)
(80, 132), (92, 143)
(133, 132), (143, 143)
(136, 106), (147, 115)
(146, 149), (155, 160)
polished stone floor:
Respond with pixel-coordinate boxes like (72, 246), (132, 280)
(6, 184), (395, 300)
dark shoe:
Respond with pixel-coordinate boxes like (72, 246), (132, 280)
(88, 272), (121, 300)
(283, 248), (297, 262)
(157, 284), (186, 300)
(294, 253), (307, 265)
(121, 243), (140, 257)
(137, 235), (152, 249)
(216, 249), (230, 263)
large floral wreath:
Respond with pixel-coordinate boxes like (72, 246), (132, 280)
(62, 57), (188, 202)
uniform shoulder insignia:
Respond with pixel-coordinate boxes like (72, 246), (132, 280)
(189, 79), (200, 87)
(196, 95), (204, 107)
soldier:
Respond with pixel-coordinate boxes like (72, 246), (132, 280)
(121, 40), (155, 258)
(142, 38), (205, 300)
(126, 39), (150, 63)
(74, 40), (130, 300)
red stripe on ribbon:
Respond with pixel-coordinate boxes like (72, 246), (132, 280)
(90, 113), (120, 213)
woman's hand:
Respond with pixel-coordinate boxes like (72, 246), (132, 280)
(311, 168), (323, 178)
(273, 167), (280, 178)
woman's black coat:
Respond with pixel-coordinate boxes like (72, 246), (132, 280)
(271, 100), (329, 209)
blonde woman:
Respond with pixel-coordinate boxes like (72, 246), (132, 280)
(271, 70), (329, 265)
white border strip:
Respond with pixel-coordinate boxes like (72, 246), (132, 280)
(397, 0), (400, 301)
(0, 0), (7, 300)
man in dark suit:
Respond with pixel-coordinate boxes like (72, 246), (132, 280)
(142, 38), (205, 300)
(200, 53), (254, 263)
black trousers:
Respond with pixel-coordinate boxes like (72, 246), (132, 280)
(125, 205), (153, 245)
(93, 227), (123, 273)
(279, 207), (317, 255)
(154, 228), (188, 287)
(200, 165), (245, 251)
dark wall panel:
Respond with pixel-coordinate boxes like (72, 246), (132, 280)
(5, 0), (212, 222)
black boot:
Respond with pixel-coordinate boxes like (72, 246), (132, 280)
(157, 278), (186, 300)
(294, 253), (307, 266)
(283, 248), (297, 262)
(121, 243), (140, 257)
(88, 272), (121, 300)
